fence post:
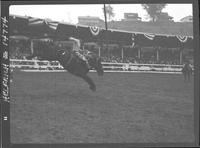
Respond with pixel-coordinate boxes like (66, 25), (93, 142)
(180, 48), (183, 64)
(98, 46), (101, 57)
(121, 47), (124, 61)
(138, 47), (141, 59)
(30, 40), (34, 54)
(156, 47), (159, 62)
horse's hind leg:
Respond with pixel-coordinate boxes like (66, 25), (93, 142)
(81, 75), (96, 92)
(188, 73), (191, 82)
(184, 74), (186, 82)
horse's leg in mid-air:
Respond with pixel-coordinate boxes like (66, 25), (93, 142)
(183, 73), (186, 82)
(188, 72), (191, 82)
(80, 74), (96, 92)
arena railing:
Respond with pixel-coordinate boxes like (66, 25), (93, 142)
(10, 59), (193, 73)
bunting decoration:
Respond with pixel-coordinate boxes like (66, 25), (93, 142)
(144, 33), (155, 40)
(9, 15), (193, 49)
(176, 35), (188, 43)
(28, 18), (44, 25)
(47, 21), (58, 30)
(131, 33), (135, 47)
(89, 26), (100, 36)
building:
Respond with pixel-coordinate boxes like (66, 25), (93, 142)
(122, 13), (141, 22)
(107, 11), (192, 36)
(77, 16), (105, 27)
(180, 15), (193, 22)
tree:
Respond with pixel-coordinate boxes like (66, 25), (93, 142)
(103, 4), (115, 21)
(141, 4), (167, 22)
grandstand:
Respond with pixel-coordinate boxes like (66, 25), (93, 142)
(9, 14), (193, 72)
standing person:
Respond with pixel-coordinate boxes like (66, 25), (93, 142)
(69, 37), (90, 69)
(182, 60), (193, 82)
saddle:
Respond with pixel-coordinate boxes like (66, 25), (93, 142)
(73, 50), (90, 60)
(73, 51), (91, 69)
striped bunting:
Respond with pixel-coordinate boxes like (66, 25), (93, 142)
(28, 18), (44, 25)
(144, 33), (155, 40)
(176, 35), (188, 43)
(46, 21), (58, 30)
(28, 17), (58, 30)
(131, 33), (135, 47)
(89, 26), (100, 36)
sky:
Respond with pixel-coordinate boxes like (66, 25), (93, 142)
(9, 4), (193, 24)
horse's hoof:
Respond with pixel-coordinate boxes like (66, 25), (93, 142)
(90, 86), (96, 92)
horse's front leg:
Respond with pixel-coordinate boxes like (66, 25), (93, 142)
(80, 74), (96, 92)
(188, 73), (191, 82)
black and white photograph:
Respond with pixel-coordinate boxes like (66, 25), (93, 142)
(3, 1), (199, 146)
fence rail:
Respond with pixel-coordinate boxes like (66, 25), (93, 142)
(10, 59), (192, 73)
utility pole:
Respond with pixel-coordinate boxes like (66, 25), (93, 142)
(103, 3), (109, 55)
(103, 3), (108, 30)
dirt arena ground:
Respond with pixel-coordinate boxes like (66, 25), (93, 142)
(10, 71), (194, 143)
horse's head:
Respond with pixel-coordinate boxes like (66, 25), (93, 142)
(88, 55), (104, 76)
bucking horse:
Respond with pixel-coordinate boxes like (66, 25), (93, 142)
(26, 39), (104, 91)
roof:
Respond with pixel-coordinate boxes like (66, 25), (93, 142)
(78, 16), (101, 19)
(9, 15), (193, 48)
(107, 20), (192, 36)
